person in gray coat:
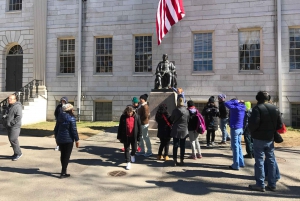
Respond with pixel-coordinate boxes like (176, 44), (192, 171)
(3, 95), (23, 161)
(170, 97), (190, 166)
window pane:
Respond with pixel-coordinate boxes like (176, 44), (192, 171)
(9, 0), (22, 11)
(95, 37), (113, 73)
(134, 36), (152, 73)
(239, 30), (260, 71)
(95, 102), (112, 121)
(290, 28), (300, 70)
(59, 39), (75, 74)
(193, 33), (213, 72)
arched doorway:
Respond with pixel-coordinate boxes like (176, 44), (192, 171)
(6, 45), (23, 91)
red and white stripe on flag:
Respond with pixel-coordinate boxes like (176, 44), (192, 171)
(156, 0), (185, 45)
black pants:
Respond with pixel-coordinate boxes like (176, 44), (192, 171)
(206, 129), (215, 145)
(244, 131), (254, 156)
(59, 142), (74, 174)
(123, 137), (137, 163)
(158, 137), (171, 156)
(173, 137), (186, 160)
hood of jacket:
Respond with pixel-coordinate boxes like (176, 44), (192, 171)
(61, 97), (68, 104)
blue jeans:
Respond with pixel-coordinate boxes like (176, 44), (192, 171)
(230, 128), (244, 169)
(253, 139), (276, 188)
(264, 157), (280, 180)
(139, 124), (152, 154)
(220, 118), (229, 142)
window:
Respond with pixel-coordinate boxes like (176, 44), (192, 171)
(96, 37), (113, 73)
(59, 39), (75, 74)
(95, 102), (112, 121)
(193, 33), (213, 72)
(291, 104), (300, 128)
(8, 0), (22, 11)
(239, 30), (261, 71)
(194, 102), (206, 113)
(135, 36), (152, 73)
(289, 28), (300, 70)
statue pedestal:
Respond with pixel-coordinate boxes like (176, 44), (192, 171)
(148, 90), (177, 137)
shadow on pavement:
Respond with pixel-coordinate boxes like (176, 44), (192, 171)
(20, 146), (54, 150)
(276, 147), (300, 155)
(0, 167), (59, 178)
(146, 179), (300, 198)
(0, 155), (12, 160)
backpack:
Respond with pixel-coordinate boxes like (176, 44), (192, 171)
(196, 110), (206, 134)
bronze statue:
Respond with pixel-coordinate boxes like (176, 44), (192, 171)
(154, 54), (177, 89)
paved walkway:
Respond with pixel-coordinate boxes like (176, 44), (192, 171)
(0, 128), (299, 201)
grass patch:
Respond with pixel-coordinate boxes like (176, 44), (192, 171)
(286, 126), (300, 133)
(19, 121), (119, 139)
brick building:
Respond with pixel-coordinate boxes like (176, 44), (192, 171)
(0, 0), (300, 127)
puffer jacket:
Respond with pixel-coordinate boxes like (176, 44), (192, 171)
(155, 111), (172, 139)
(202, 104), (219, 131)
(117, 112), (142, 143)
(219, 101), (229, 119)
(55, 112), (79, 144)
(170, 106), (190, 139)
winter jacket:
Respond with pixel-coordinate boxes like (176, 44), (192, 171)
(225, 99), (246, 129)
(138, 102), (150, 125)
(170, 106), (189, 139)
(202, 105), (219, 131)
(248, 102), (283, 141)
(243, 109), (252, 135)
(219, 101), (229, 119)
(187, 107), (199, 131)
(4, 102), (22, 129)
(155, 112), (172, 139)
(54, 97), (68, 119)
(117, 112), (142, 143)
(55, 112), (79, 144)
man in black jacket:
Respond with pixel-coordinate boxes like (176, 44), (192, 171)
(218, 94), (230, 144)
(248, 91), (283, 192)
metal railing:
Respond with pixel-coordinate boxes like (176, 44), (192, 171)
(0, 79), (42, 113)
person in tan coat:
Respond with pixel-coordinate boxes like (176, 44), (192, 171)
(136, 94), (152, 157)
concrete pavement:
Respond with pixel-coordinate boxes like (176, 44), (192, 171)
(0, 128), (299, 201)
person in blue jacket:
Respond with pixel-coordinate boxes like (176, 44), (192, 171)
(55, 103), (79, 179)
(225, 98), (246, 170)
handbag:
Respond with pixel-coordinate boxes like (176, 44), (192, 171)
(277, 123), (287, 134)
(274, 131), (283, 143)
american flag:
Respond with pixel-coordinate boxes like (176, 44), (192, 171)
(156, 0), (185, 45)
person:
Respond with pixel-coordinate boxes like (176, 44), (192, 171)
(3, 95), (23, 161)
(225, 98), (246, 170)
(54, 103), (79, 179)
(54, 97), (68, 151)
(136, 94), (152, 157)
(187, 100), (202, 159)
(248, 91), (283, 192)
(170, 97), (190, 166)
(121, 97), (141, 153)
(202, 96), (219, 147)
(171, 87), (186, 104)
(155, 104), (172, 161)
(218, 94), (230, 144)
(243, 101), (254, 159)
(117, 105), (142, 170)
(154, 54), (177, 89)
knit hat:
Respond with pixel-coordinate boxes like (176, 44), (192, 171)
(208, 96), (215, 103)
(140, 94), (148, 101)
(187, 100), (195, 107)
(62, 103), (73, 111)
(132, 97), (139, 104)
(245, 102), (251, 111)
(218, 94), (226, 101)
(177, 97), (184, 106)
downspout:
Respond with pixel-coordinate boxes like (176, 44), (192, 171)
(77, 0), (82, 122)
(277, 0), (283, 113)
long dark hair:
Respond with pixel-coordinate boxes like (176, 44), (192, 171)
(156, 104), (169, 118)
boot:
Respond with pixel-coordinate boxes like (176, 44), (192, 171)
(179, 158), (184, 166)
(164, 156), (170, 161)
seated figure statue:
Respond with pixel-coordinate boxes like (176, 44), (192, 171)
(154, 54), (177, 89)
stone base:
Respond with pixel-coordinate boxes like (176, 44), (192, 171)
(148, 90), (177, 129)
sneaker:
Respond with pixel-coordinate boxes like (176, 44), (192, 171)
(136, 151), (145, 156)
(211, 142), (215, 146)
(130, 155), (135, 163)
(249, 185), (265, 192)
(126, 162), (131, 170)
(218, 141), (226, 145)
(137, 146), (141, 152)
(226, 137), (231, 141)
(164, 156), (170, 161)
(157, 155), (164, 160)
(144, 152), (153, 157)
(229, 166), (239, 171)
(55, 146), (60, 151)
(11, 154), (17, 158)
(12, 154), (23, 161)
(60, 173), (70, 179)
(188, 155), (197, 160)
(267, 185), (276, 191)
(196, 153), (202, 159)
(207, 144), (211, 147)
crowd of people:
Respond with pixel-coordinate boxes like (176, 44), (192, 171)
(2, 90), (283, 192)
